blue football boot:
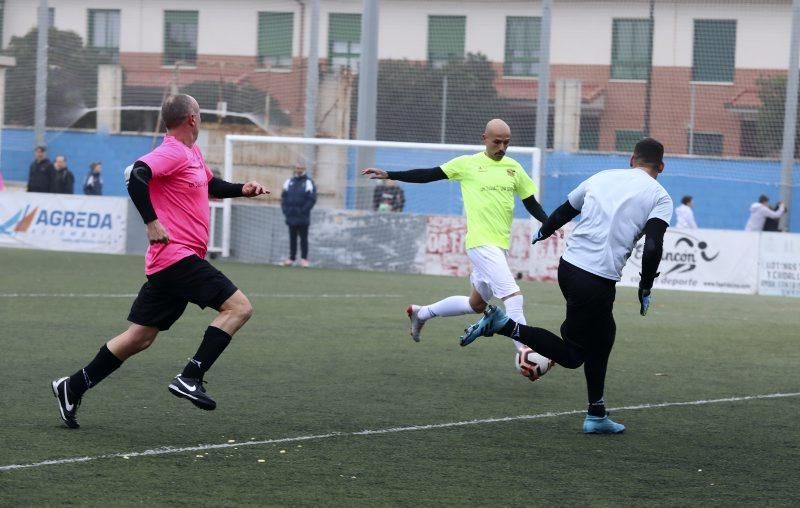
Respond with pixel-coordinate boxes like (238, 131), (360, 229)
(583, 414), (626, 434)
(459, 305), (510, 347)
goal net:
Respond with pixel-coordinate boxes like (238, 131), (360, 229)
(216, 135), (541, 274)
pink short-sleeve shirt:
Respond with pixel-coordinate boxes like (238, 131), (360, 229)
(137, 135), (213, 275)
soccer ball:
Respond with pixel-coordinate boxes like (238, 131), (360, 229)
(515, 347), (554, 382)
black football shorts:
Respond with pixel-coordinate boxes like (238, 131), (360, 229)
(128, 255), (238, 331)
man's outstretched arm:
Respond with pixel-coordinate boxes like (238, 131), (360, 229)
(362, 167), (447, 183)
(532, 200), (581, 243)
(209, 178), (269, 198)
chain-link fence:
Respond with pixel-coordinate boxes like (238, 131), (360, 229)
(1, 0), (798, 230)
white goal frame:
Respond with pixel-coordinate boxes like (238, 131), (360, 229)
(212, 135), (542, 258)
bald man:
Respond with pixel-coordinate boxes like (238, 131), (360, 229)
(362, 119), (550, 375)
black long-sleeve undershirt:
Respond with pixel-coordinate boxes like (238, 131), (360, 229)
(522, 195), (548, 223)
(127, 162), (157, 224)
(127, 162), (245, 224)
(538, 200), (581, 239)
(386, 167), (447, 183)
(208, 178), (244, 198)
(386, 167), (548, 223)
(639, 218), (668, 289)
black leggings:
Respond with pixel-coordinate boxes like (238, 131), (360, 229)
(507, 259), (616, 404)
(288, 224), (309, 260)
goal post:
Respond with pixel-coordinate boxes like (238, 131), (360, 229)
(216, 135), (541, 260)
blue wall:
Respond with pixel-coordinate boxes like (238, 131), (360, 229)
(4, 129), (797, 232)
(2, 128), (160, 197)
(351, 148), (800, 232)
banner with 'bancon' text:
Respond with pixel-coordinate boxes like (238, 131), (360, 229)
(0, 192), (127, 254)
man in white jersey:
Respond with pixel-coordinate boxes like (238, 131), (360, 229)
(361, 119), (549, 371)
(460, 138), (673, 434)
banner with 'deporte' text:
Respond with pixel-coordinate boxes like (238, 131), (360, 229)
(528, 227), (761, 295)
(0, 192), (127, 254)
(620, 229), (759, 294)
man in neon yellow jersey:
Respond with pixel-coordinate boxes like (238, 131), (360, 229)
(362, 119), (549, 371)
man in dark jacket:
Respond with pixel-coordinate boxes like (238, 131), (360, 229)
(50, 155), (75, 194)
(83, 161), (103, 195)
(27, 145), (54, 193)
(280, 162), (317, 267)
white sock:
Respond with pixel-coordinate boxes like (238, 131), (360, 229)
(503, 294), (527, 352)
(418, 296), (474, 321)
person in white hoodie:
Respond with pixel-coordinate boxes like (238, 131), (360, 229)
(674, 195), (698, 229)
(745, 195), (785, 231)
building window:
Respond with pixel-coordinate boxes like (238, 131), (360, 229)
(689, 132), (723, 156)
(48, 7), (54, 28)
(328, 13), (361, 73)
(88, 9), (120, 63)
(163, 10), (198, 66)
(504, 16), (540, 77)
(615, 129), (644, 152)
(428, 16), (465, 69)
(258, 12), (293, 69)
(692, 20), (736, 83)
(611, 19), (651, 80)
(739, 119), (763, 158)
(579, 116), (600, 151)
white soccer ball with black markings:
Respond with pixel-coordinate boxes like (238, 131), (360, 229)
(515, 347), (554, 382)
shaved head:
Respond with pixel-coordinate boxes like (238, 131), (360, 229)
(484, 119), (511, 137)
(482, 118), (512, 161)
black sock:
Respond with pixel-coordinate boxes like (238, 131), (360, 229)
(68, 344), (123, 399)
(588, 399), (607, 417)
(181, 326), (232, 379)
(500, 318), (518, 337)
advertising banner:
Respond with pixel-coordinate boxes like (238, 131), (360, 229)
(528, 226), (761, 295)
(619, 228), (759, 294)
(0, 192), (127, 254)
(424, 216), (535, 278)
(758, 233), (800, 298)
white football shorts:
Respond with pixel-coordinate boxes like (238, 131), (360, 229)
(467, 245), (520, 303)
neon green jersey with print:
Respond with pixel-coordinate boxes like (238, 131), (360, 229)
(441, 152), (538, 250)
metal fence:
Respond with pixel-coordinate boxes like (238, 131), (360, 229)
(2, 0), (799, 229)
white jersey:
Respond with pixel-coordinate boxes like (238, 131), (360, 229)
(744, 202), (784, 231)
(563, 168), (673, 281)
(674, 204), (697, 229)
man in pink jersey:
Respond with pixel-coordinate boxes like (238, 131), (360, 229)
(50, 94), (268, 428)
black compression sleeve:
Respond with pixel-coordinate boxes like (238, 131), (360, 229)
(386, 167), (447, 183)
(208, 177), (245, 198)
(539, 200), (580, 238)
(521, 195), (548, 223)
(127, 162), (157, 224)
(640, 218), (668, 289)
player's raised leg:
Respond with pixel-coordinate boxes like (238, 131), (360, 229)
(169, 289), (253, 410)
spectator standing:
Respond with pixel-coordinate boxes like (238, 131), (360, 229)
(373, 179), (405, 212)
(763, 202), (786, 232)
(745, 195), (785, 231)
(674, 195), (698, 229)
(0, 168), (5, 191)
(27, 145), (54, 193)
(50, 155), (75, 194)
(83, 161), (103, 195)
(281, 162), (317, 267)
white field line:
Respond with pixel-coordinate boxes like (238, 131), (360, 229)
(0, 293), (402, 299)
(1, 392), (798, 473)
